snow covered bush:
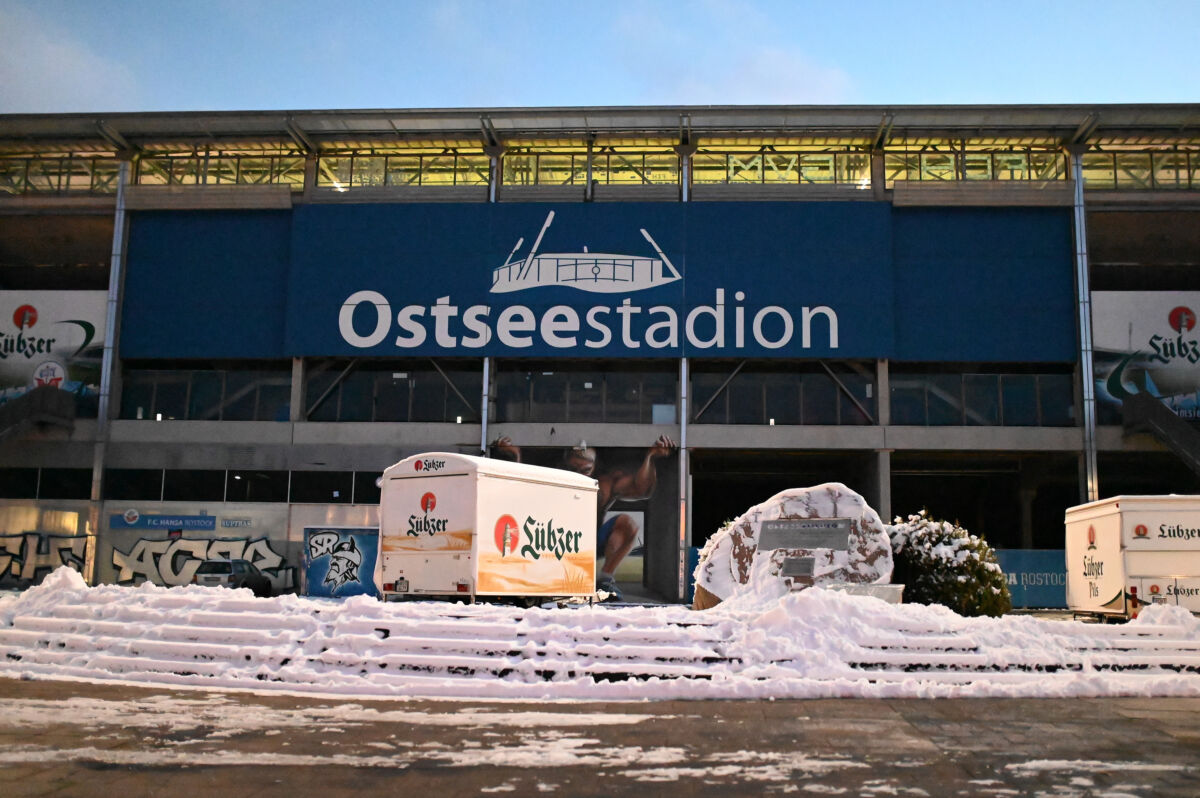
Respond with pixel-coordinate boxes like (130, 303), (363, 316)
(889, 510), (1011, 618)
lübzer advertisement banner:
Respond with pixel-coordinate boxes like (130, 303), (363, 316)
(1093, 291), (1200, 418)
(0, 291), (106, 410)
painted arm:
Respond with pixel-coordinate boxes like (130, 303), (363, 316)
(606, 435), (676, 500)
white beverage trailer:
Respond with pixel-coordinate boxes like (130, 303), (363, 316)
(375, 453), (598, 601)
(1065, 495), (1200, 619)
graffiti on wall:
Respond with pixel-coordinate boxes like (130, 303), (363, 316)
(0, 533), (90, 587)
(110, 535), (296, 591)
(304, 527), (378, 598)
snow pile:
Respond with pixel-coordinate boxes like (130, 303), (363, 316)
(3, 567), (1200, 700)
(890, 510), (1012, 617)
(692, 483), (893, 609)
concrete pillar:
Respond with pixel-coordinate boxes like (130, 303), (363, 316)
(876, 358), (890, 426)
(289, 358), (304, 422)
(875, 449), (892, 522)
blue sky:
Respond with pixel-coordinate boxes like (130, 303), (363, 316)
(1, 0), (1196, 113)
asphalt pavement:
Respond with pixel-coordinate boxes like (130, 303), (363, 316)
(1, 677), (1198, 797)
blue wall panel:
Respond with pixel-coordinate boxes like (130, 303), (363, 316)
(122, 210), (291, 358)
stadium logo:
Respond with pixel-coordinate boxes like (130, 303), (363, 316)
(490, 210), (680, 294)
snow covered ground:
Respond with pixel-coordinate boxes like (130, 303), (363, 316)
(1, 567), (1199, 701)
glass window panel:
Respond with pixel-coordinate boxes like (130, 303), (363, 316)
(1081, 153), (1116, 189)
(455, 154), (490, 186)
(691, 372), (728, 423)
(1115, 153), (1152, 189)
(605, 153), (648, 185)
(1030, 152), (1067, 181)
(927, 374), (963, 425)
(502, 153), (536, 186)
(642, 371), (676, 423)
(495, 370), (530, 422)
(337, 371), (375, 421)
(207, 157), (237, 185)
(103, 469), (162, 501)
(170, 158), (201, 185)
(163, 469), (226, 501)
(222, 371), (262, 421)
(837, 153), (871, 186)
(352, 156), (385, 187)
(64, 158), (93, 192)
(884, 153), (919, 186)
(964, 374), (1000, 426)
(529, 371), (568, 421)
(0, 468), (39, 498)
(290, 471), (353, 504)
(25, 159), (61, 192)
(419, 155), (457, 186)
(921, 153), (956, 182)
(801, 373), (838, 424)
(643, 153), (679, 185)
(890, 380), (926, 424)
(993, 152), (1029, 181)
(1001, 375), (1038, 426)
(374, 372), (410, 421)
(764, 153), (798, 184)
(0, 158), (28, 194)
(568, 373), (603, 422)
(136, 157), (171, 186)
(1152, 152), (1188, 189)
(409, 375), (448, 422)
(728, 378), (762, 423)
(305, 370), (341, 421)
(763, 374), (801, 424)
(604, 372), (638, 423)
(385, 155), (422, 187)
(38, 468), (91, 500)
(691, 153), (728, 184)
(447, 369), (480, 421)
(728, 153), (762, 183)
(353, 471), (382, 504)
(90, 159), (120, 193)
(838, 373), (874, 425)
(187, 372), (223, 420)
(316, 157), (352, 187)
(257, 381), (290, 421)
(538, 153), (578, 186)
(1038, 374), (1074, 426)
(225, 470), (288, 502)
(276, 157), (305, 189)
(154, 378), (188, 420)
(799, 153), (835, 184)
(963, 152), (993, 181)
(119, 374), (155, 419)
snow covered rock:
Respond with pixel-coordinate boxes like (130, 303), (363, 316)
(692, 483), (894, 610)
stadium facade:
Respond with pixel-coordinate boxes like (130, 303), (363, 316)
(1, 105), (1198, 600)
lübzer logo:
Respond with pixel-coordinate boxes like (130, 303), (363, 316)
(1134, 524), (1149, 538)
(494, 514), (519, 556)
(1149, 583), (1161, 595)
(1147, 305), (1200, 364)
(337, 213), (839, 354)
(513, 514), (585, 562)
(1087, 525), (1096, 549)
(407, 491), (448, 537)
(414, 458), (446, 472)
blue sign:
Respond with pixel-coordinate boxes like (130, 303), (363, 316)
(304, 527), (379, 598)
(995, 549), (1067, 608)
(122, 203), (1076, 362)
(109, 513), (216, 530)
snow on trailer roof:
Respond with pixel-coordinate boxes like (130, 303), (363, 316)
(383, 452), (598, 490)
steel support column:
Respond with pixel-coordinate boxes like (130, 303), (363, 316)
(1070, 151), (1099, 502)
(88, 159), (131, 583)
(678, 356), (690, 601)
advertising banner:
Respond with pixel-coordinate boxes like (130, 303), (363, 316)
(96, 502), (296, 593)
(995, 549), (1067, 609)
(121, 203), (1076, 363)
(0, 290), (106, 409)
(1093, 291), (1200, 418)
(304, 526), (379, 598)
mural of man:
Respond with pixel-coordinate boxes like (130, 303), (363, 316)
(491, 435), (677, 600)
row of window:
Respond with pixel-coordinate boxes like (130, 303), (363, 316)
(5, 149), (1198, 196)
(0, 467), (382, 504)
(116, 360), (1077, 427)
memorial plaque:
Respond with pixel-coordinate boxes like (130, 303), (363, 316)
(759, 518), (851, 550)
(781, 557), (815, 578)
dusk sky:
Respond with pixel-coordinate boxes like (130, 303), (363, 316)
(1, 0), (1196, 113)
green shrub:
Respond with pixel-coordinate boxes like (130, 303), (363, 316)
(889, 510), (1012, 618)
